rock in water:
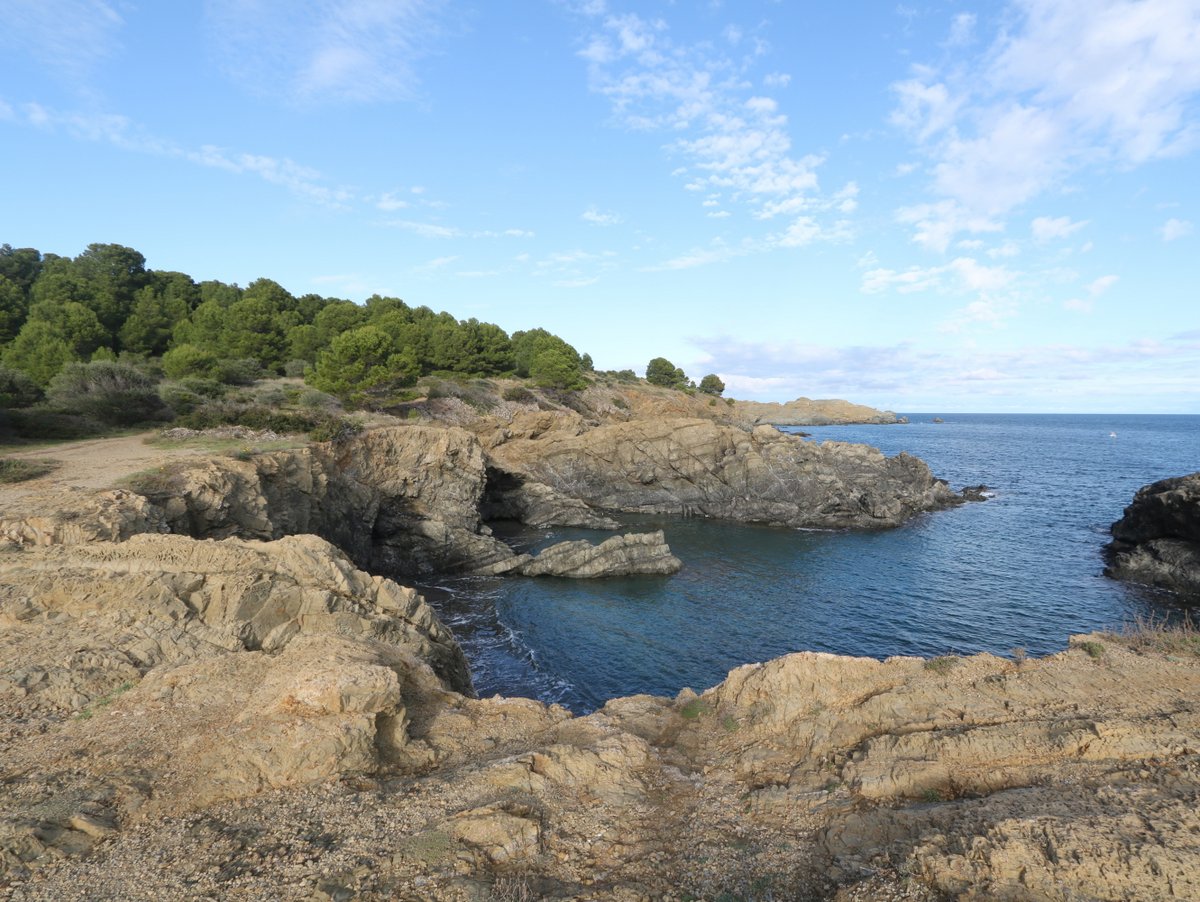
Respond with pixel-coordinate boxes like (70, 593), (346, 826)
(1105, 471), (1200, 596)
(516, 530), (682, 578)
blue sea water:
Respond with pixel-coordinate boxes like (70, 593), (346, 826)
(417, 414), (1200, 713)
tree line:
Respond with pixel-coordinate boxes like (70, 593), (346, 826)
(0, 242), (592, 402)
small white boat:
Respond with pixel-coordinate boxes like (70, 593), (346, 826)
(1109, 431), (1117, 438)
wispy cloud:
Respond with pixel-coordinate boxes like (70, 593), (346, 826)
(205, 0), (450, 105)
(891, 0), (1200, 249)
(1, 0), (124, 92)
(582, 207), (623, 226)
(692, 333), (1200, 411)
(1161, 217), (1194, 241)
(11, 101), (355, 208)
(380, 219), (535, 239)
(1031, 215), (1088, 242)
(572, 4), (838, 247)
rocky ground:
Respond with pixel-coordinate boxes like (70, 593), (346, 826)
(2, 414), (1198, 900)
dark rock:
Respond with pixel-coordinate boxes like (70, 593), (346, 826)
(1105, 472), (1200, 597)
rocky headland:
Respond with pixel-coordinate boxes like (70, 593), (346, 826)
(1, 415), (1197, 900)
(1106, 471), (1200, 597)
(730, 396), (903, 427)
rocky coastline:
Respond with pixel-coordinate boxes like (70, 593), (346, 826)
(2, 415), (1198, 900)
(1106, 471), (1200, 597)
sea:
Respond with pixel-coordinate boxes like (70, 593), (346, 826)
(415, 413), (1200, 714)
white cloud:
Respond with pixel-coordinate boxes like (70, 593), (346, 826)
(946, 12), (976, 47)
(205, 0), (448, 105)
(862, 256), (1014, 297)
(582, 207), (623, 226)
(375, 192), (410, 211)
(693, 334), (1200, 411)
(707, 210), (731, 219)
(382, 219), (462, 238)
(1063, 297), (1093, 313)
(1031, 215), (1088, 242)
(895, 200), (1001, 253)
(1161, 217), (1194, 241)
(987, 241), (1020, 259)
(763, 72), (791, 88)
(573, 6), (837, 235)
(891, 0), (1200, 248)
(1088, 274), (1119, 296)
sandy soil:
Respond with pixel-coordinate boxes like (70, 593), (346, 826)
(0, 433), (206, 505)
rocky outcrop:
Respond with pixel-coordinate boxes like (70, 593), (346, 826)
(516, 530), (681, 578)
(4, 418), (973, 578)
(0, 533), (472, 701)
(1106, 471), (1200, 596)
(3, 566), (1197, 902)
(485, 415), (966, 529)
(731, 396), (902, 426)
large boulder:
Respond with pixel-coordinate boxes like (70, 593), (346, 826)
(1105, 472), (1200, 596)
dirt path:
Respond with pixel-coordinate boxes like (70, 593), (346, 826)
(0, 432), (209, 506)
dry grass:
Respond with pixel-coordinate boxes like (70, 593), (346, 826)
(1110, 614), (1200, 658)
(0, 457), (61, 484)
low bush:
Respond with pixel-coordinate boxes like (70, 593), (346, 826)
(298, 388), (341, 410)
(177, 401), (328, 434)
(502, 385), (535, 404)
(0, 366), (43, 408)
(213, 358), (264, 386)
(1, 408), (103, 440)
(308, 417), (363, 443)
(46, 361), (169, 426)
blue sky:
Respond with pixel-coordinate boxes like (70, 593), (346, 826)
(2, 0), (1198, 412)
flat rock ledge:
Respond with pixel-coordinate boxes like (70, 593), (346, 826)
(1106, 471), (1200, 597)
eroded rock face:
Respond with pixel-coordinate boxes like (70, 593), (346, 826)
(486, 415), (963, 529)
(1106, 471), (1200, 596)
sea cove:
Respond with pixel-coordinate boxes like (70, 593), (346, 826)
(432, 413), (1200, 712)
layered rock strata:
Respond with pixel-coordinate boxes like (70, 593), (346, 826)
(482, 414), (965, 529)
(1106, 471), (1200, 596)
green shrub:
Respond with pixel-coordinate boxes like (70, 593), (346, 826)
(309, 417), (363, 443)
(298, 388), (340, 410)
(177, 401), (326, 434)
(1, 408), (103, 440)
(502, 385), (535, 404)
(283, 359), (309, 378)
(159, 383), (205, 416)
(178, 377), (226, 399)
(924, 655), (959, 675)
(0, 366), (43, 408)
(47, 361), (169, 426)
(161, 344), (217, 380)
(213, 357), (264, 386)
